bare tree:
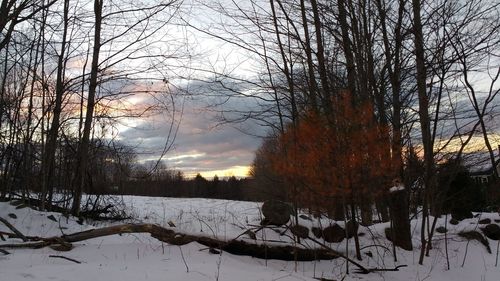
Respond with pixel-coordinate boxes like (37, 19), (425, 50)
(71, 0), (182, 215)
(41, 0), (71, 210)
(0, 0), (57, 51)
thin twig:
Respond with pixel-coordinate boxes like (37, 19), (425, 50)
(179, 246), (189, 272)
(359, 244), (392, 253)
(355, 264), (408, 273)
(495, 240), (499, 267)
(307, 236), (369, 273)
(462, 213), (483, 267)
(215, 251), (222, 281)
(48, 255), (82, 264)
(445, 213), (450, 270)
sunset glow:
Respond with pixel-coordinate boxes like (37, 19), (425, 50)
(186, 165), (251, 179)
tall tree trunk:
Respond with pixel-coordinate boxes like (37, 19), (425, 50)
(41, 0), (69, 210)
(337, 0), (356, 98)
(72, 0), (103, 216)
(310, 0), (332, 112)
(269, 0), (297, 124)
(412, 0), (434, 265)
(22, 12), (45, 197)
(376, 0), (406, 176)
(350, 200), (362, 260)
(388, 187), (413, 251)
(299, 0), (318, 112)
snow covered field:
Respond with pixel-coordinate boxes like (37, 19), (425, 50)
(1, 195), (499, 280)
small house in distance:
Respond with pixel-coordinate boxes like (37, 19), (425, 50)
(465, 145), (500, 185)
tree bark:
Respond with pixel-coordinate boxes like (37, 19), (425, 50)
(42, 0), (70, 211)
(299, 0), (319, 112)
(310, 0), (332, 112)
(388, 189), (413, 251)
(72, 0), (103, 215)
(412, 0), (434, 265)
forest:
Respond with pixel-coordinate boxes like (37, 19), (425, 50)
(1, 0), (500, 278)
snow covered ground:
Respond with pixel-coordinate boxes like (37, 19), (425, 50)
(1, 195), (499, 280)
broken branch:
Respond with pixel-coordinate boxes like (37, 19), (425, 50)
(0, 217), (28, 242)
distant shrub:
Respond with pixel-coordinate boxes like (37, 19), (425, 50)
(438, 161), (486, 214)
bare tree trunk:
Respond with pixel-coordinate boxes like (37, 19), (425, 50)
(360, 199), (373, 226)
(42, 0), (70, 210)
(350, 201), (362, 260)
(299, 0), (319, 112)
(72, 0), (103, 216)
(376, 0), (406, 176)
(388, 188), (413, 251)
(269, 0), (297, 124)
(412, 0), (434, 265)
(310, 0), (332, 112)
(337, 0), (357, 97)
(21, 11), (45, 197)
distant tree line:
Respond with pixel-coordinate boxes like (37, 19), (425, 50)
(116, 172), (259, 201)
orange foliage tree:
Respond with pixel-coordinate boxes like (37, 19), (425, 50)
(271, 91), (392, 215)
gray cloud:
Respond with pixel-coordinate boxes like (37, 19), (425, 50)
(118, 91), (265, 175)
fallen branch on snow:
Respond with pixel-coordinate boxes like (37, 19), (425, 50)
(0, 217), (28, 242)
(355, 264), (408, 273)
(0, 222), (385, 274)
(49, 255), (82, 264)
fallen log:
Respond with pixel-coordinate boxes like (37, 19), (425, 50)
(59, 223), (340, 261)
(1, 223), (337, 260)
(0, 222), (372, 273)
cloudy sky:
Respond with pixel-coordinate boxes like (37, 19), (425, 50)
(87, 2), (275, 179)
(116, 83), (267, 178)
